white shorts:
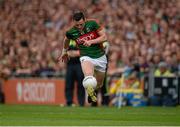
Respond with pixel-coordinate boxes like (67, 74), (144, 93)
(80, 55), (107, 72)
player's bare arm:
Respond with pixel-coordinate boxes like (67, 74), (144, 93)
(83, 28), (107, 47)
(58, 37), (70, 63)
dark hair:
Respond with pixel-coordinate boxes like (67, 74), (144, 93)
(73, 11), (85, 21)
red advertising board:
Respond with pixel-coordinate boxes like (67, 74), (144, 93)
(4, 78), (77, 105)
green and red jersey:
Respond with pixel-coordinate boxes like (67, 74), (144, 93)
(66, 20), (105, 58)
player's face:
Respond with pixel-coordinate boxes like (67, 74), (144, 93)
(74, 19), (85, 30)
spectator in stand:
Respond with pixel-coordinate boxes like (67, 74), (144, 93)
(0, 0), (179, 78)
(154, 62), (174, 77)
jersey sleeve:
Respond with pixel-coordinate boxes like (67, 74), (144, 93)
(93, 21), (100, 30)
(66, 31), (72, 39)
(90, 20), (102, 31)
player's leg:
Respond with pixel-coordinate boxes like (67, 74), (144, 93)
(90, 70), (105, 106)
(94, 70), (105, 90)
(81, 61), (94, 76)
(94, 54), (107, 90)
(94, 70), (109, 106)
(81, 60), (97, 102)
(101, 70), (109, 106)
(101, 54), (109, 106)
(93, 54), (107, 105)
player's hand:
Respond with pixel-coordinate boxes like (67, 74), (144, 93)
(83, 40), (93, 47)
(58, 53), (69, 63)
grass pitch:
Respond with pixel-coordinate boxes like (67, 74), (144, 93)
(0, 104), (180, 126)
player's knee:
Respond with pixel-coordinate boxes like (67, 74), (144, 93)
(82, 76), (97, 89)
(96, 78), (104, 89)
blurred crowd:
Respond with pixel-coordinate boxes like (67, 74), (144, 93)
(0, 0), (180, 81)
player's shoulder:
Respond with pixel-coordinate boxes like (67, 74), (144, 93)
(65, 25), (77, 39)
(66, 25), (75, 32)
(86, 19), (100, 24)
(86, 19), (102, 31)
(66, 26), (77, 35)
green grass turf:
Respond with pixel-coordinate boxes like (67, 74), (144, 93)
(0, 104), (180, 126)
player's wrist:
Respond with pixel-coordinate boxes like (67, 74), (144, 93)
(62, 48), (68, 55)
